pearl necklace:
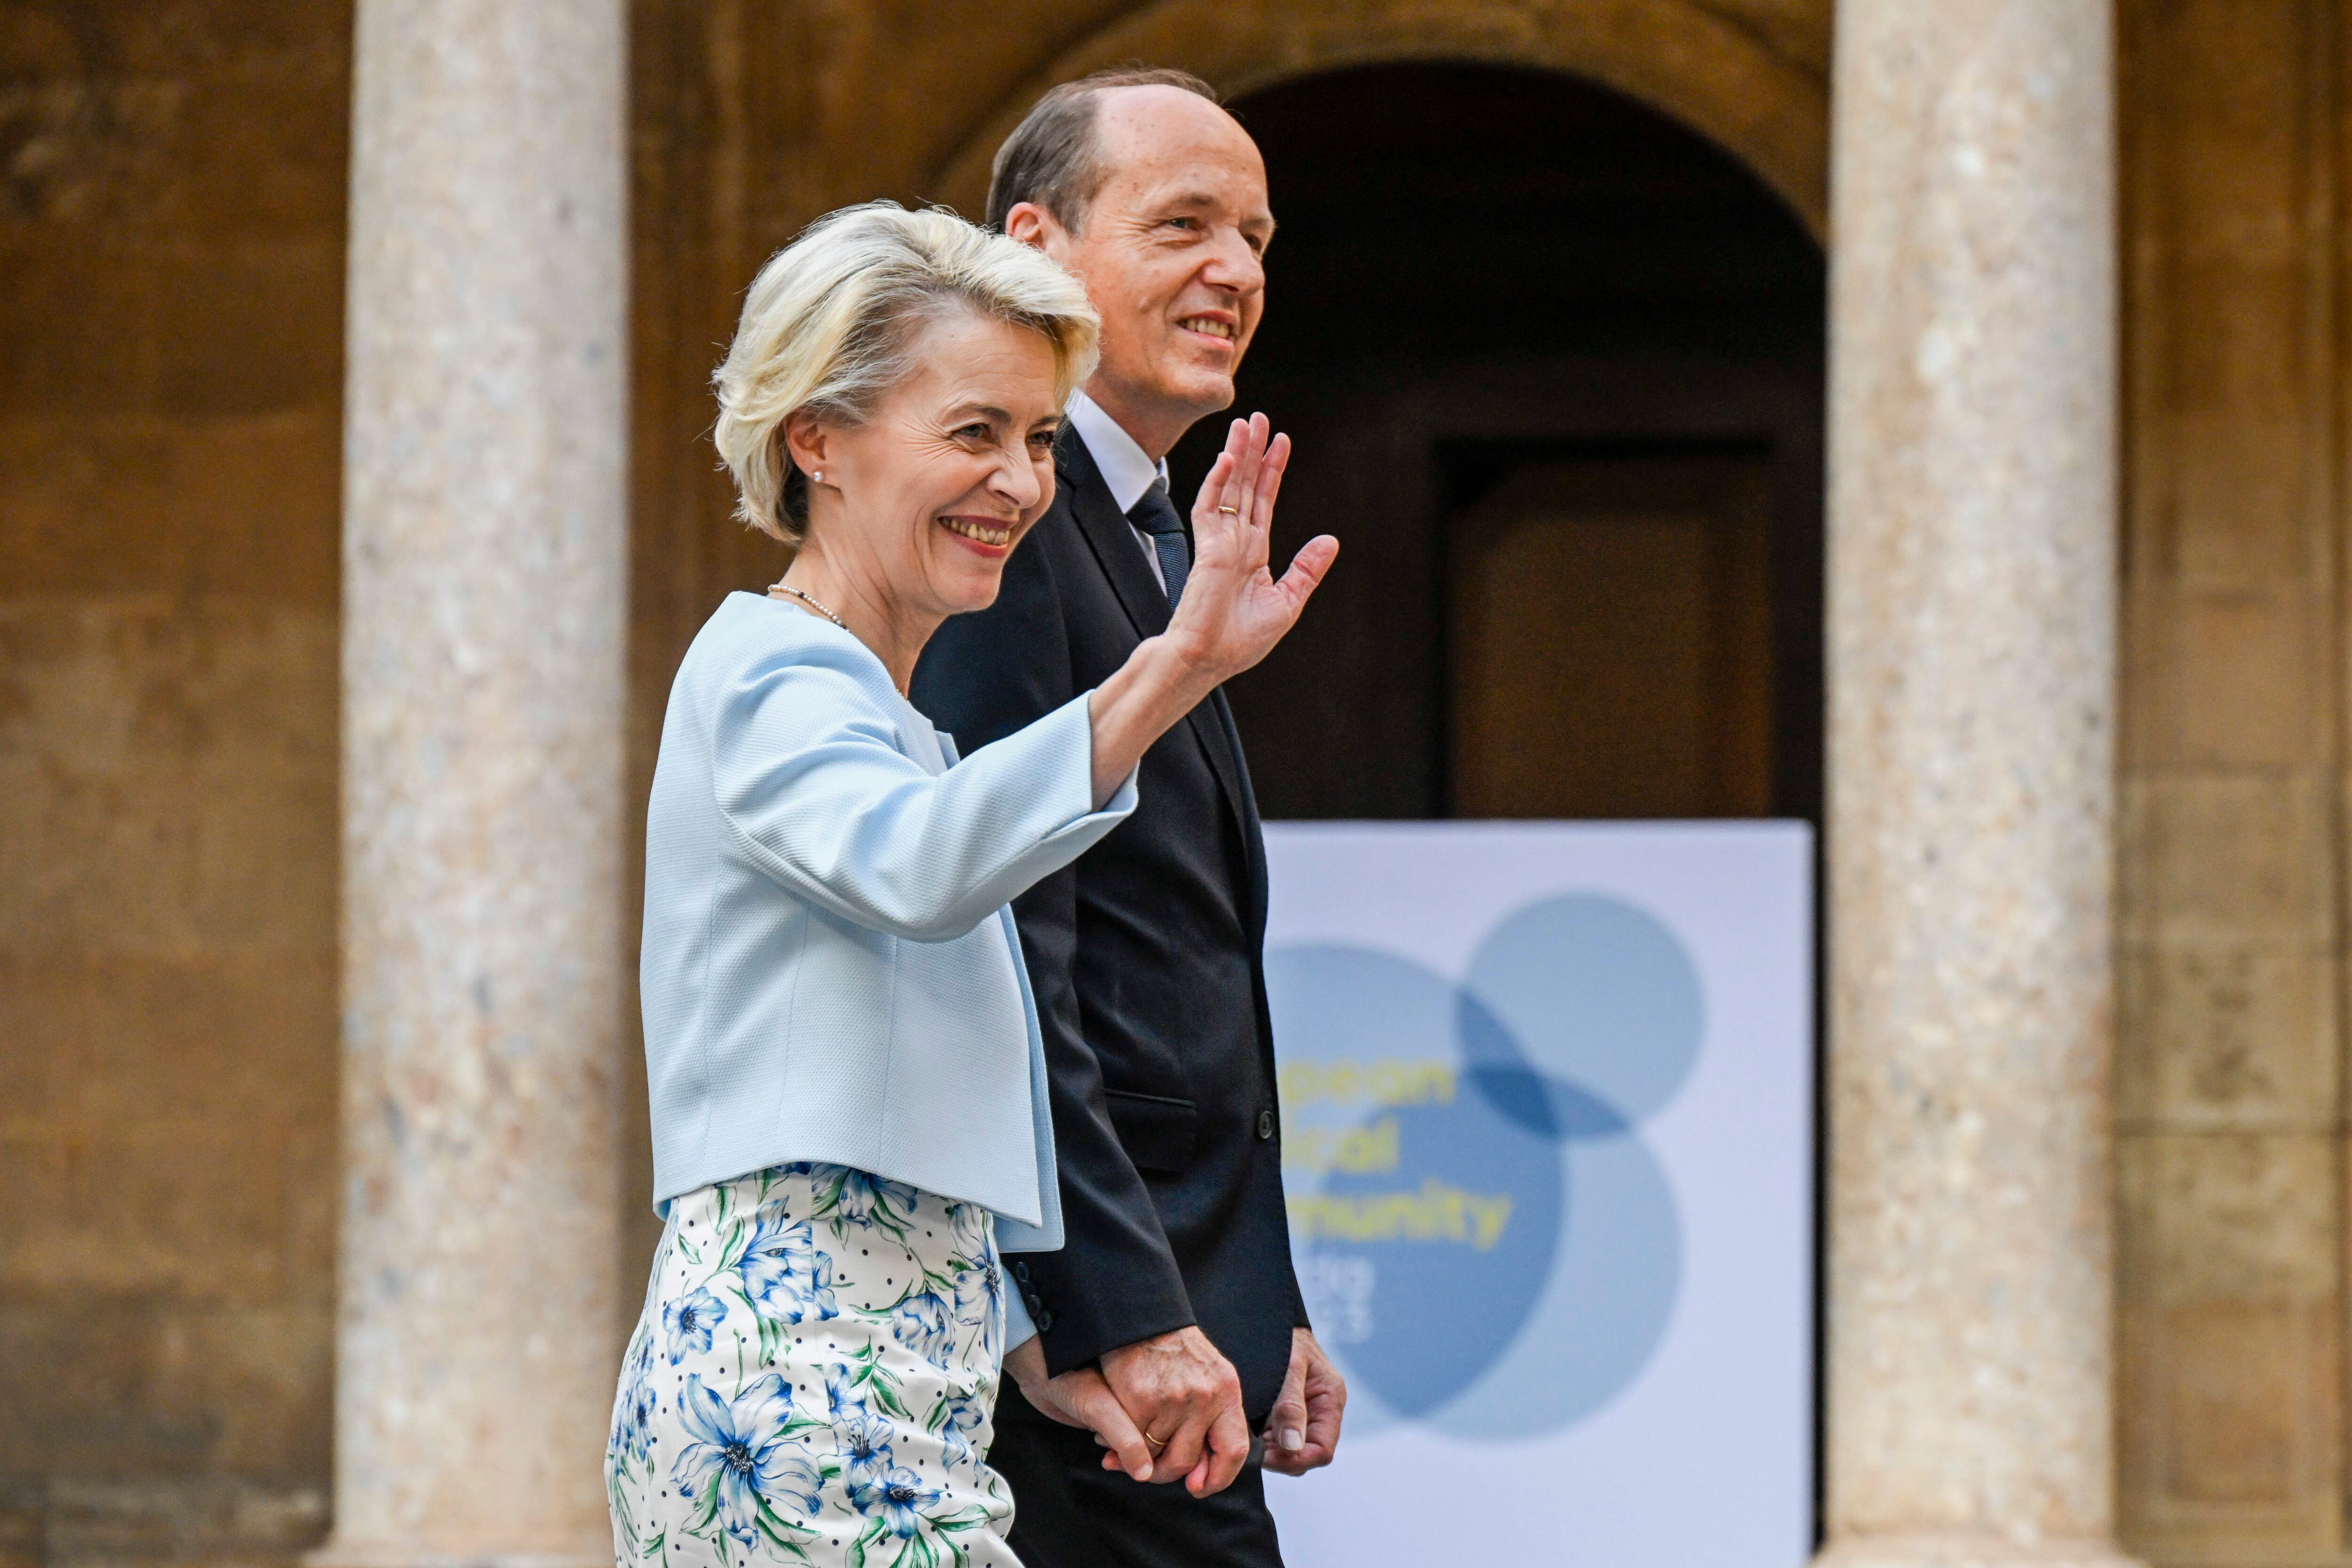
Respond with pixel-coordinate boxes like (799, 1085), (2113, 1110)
(769, 581), (846, 630)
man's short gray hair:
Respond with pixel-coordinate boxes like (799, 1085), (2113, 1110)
(985, 66), (1220, 233)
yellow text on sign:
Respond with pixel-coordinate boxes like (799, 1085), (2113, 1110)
(1287, 1178), (1515, 1251)
(1284, 1117), (1402, 1175)
(1279, 1058), (1456, 1112)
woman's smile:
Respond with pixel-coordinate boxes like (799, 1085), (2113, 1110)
(937, 512), (1020, 552)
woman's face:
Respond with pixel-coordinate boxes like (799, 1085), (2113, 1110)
(796, 308), (1064, 619)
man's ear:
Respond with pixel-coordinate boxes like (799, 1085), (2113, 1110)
(1002, 200), (1070, 256)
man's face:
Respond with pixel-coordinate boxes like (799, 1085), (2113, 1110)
(1012, 86), (1273, 457)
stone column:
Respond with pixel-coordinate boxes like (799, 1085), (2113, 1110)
(1820, 4), (2130, 1567)
(312, 3), (628, 1566)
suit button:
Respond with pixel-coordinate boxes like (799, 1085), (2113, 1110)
(1257, 1109), (1276, 1140)
(1012, 1261), (1031, 1283)
(1036, 1310), (1055, 1333)
(1024, 1290), (1044, 1314)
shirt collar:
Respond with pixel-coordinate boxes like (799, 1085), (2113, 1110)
(1066, 390), (1170, 514)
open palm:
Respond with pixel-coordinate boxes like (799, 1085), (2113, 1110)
(1165, 413), (1339, 682)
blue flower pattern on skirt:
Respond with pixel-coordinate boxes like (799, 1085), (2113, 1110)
(616, 1331), (659, 1469)
(890, 1292), (955, 1372)
(608, 1164), (1017, 1568)
(666, 1288), (730, 1365)
(673, 1373), (827, 1550)
(735, 1211), (842, 1328)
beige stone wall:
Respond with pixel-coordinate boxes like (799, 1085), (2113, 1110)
(0, 0), (350, 1563)
(2116, 0), (2352, 1560)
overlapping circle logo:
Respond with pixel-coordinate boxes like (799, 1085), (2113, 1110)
(1268, 894), (1704, 1438)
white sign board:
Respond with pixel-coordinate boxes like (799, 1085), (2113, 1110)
(1260, 821), (1814, 1567)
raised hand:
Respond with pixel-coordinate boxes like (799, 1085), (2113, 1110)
(1161, 413), (1338, 685)
(1083, 414), (1338, 807)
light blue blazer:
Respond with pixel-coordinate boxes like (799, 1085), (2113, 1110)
(638, 592), (1137, 1260)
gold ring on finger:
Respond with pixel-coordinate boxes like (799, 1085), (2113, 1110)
(1144, 1431), (1167, 1449)
(1217, 505), (1240, 515)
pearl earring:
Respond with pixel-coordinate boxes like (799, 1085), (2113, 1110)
(811, 470), (823, 483)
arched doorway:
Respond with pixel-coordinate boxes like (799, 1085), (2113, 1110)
(1165, 62), (1827, 825)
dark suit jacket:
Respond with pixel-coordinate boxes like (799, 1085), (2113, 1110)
(911, 428), (1306, 1423)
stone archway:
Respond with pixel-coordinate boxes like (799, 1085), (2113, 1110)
(925, 0), (1829, 240)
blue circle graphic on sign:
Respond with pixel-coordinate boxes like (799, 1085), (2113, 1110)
(1268, 894), (1704, 1438)
(1466, 894), (1703, 1128)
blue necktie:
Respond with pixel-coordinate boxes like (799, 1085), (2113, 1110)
(1126, 480), (1190, 613)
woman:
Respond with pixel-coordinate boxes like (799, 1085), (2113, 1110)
(606, 202), (1336, 1568)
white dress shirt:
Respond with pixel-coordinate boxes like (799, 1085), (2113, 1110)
(1065, 390), (1172, 595)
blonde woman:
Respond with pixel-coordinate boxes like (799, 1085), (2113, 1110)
(606, 202), (1336, 1568)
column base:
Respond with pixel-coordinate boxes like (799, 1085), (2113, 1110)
(305, 1544), (609, 1568)
(1815, 1538), (2145, 1568)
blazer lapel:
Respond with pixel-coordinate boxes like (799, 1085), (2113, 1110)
(1209, 687), (1269, 939)
(1057, 430), (1256, 858)
(1058, 431), (1173, 642)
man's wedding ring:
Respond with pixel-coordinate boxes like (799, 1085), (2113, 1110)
(1216, 504), (1240, 514)
(1143, 1431), (1168, 1449)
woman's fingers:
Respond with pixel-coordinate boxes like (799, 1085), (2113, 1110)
(1226, 415), (1269, 512)
(1212, 420), (1254, 542)
(1192, 418), (1252, 538)
(1161, 414), (1323, 677)
(1192, 449), (1234, 529)
(1254, 432), (1290, 532)
(1240, 431), (1289, 574)
(1238, 413), (1271, 532)
(1275, 534), (1340, 614)
(1200, 418), (1250, 524)
(1193, 414), (1284, 565)
(1236, 411), (1268, 484)
(1061, 1370), (1153, 1481)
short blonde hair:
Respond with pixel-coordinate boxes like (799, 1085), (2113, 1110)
(713, 201), (1101, 545)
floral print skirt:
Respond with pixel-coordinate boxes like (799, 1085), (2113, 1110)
(606, 1162), (1019, 1568)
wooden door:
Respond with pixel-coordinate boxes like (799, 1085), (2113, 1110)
(1448, 452), (1775, 819)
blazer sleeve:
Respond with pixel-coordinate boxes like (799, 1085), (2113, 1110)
(914, 528), (1199, 1374)
(711, 643), (1136, 944)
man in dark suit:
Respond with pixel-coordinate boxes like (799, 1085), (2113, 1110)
(910, 66), (1346, 1568)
